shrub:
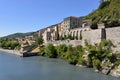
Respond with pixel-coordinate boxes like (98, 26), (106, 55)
(65, 45), (79, 65)
(78, 57), (88, 66)
(85, 39), (116, 69)
(11, 42), (20, 49)
(55, 44), (67, 58)
(39, 47), (45, 56)
(0, 40), (20, 50)
(92, 59), (101, 69)
(45, 43), (57, 58)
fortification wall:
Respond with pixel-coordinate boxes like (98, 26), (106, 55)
(47, 26), (120, 52)
(49, 40), (82, 46)
(82, 26), (120, 46)
(50, 29), (103, 46)
(106, 27), (120, 45)
(82, 29), (102, 45)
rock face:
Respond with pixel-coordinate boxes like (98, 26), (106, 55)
(110, 65), (120, 77)
(101, 58), (114, 75)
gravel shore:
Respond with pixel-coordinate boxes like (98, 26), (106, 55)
(0, 48), (23, 56)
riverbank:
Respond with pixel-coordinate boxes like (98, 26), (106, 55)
(0, 48), (39, 57)
(0, 48), (120, 78)
(39, 42), (120, 78)
(0, 48), (23, 56)
(76, 63), (120, 78)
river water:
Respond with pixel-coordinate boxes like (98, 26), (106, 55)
(0, 51), (120, 80)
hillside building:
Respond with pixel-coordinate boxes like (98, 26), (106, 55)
(36, 16), (91, 43)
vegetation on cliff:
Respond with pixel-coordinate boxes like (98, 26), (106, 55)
(39, 40), (120, 71)
(85, 0), (120, 27)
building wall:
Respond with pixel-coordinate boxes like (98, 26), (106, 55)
(63, 16), (82, 29)
(59, 17), (91, 37)
(47, 40), (82, 47)
(44, 26), (120, 52)
(106, 27), (120, 45)
(82, 29), (102, 45)
(81, 26), (120, 52)
(70, 28), (91, 40)
(82, 20), (92, 28)
(42, 24), (59, 43)
(42, 31), (51, 43)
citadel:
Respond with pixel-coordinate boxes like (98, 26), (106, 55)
(37, 16), (91, 44)
(35, 16), (120, 51)
(19, 16), (120, 52)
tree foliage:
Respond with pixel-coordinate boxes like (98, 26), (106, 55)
(85, 0), (120, 27)
(39, 39), (118, 71)
(45, 43), (57, 58)
(36, 36), (44, 47)
(0, 39), (20, 50)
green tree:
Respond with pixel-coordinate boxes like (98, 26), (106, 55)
(5, 41), (11, 48)
(0, 40), (20, 50)
(10, 42), (19, 49)
(36, 36), (44, 47)
(39, 47), (46, 56)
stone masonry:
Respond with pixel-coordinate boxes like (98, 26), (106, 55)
(35, 16), (120, 52)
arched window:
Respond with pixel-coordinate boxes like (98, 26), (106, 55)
(79, 30), (82, 40)
(73, 31), (76, 39)
(76, 31), (79, 40)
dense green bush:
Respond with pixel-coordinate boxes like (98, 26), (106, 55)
(55, 44), (67, 58)
(65, 45), (79, 65)
(39, 47), (46, 56)
(86, 39), (116, 69)
(0, 40), (20, 50)
(45, 43), (57, 58)
(38, 39), (118, 71)
(92, 59), (101, 69)
(65, 45), (85, 65)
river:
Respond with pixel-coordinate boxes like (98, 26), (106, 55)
(0, 51), (119, 80)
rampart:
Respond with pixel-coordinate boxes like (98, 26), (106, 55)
(50, 26), (120, 52)
(106, 27), (120, 45)
(82, 29), (102, 45)
(82, 26), (120, 45)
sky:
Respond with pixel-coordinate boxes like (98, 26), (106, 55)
(0, 0), (100, 37)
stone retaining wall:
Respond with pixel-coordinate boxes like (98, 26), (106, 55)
(47, 40), (82, 47)
(106, 27), (120, 45)
(48, 26), (120, 52)
(82, 29), (102, 45)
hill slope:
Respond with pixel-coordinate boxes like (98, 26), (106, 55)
(85, 0), (120, 27)
(1, 32), (34, 39)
